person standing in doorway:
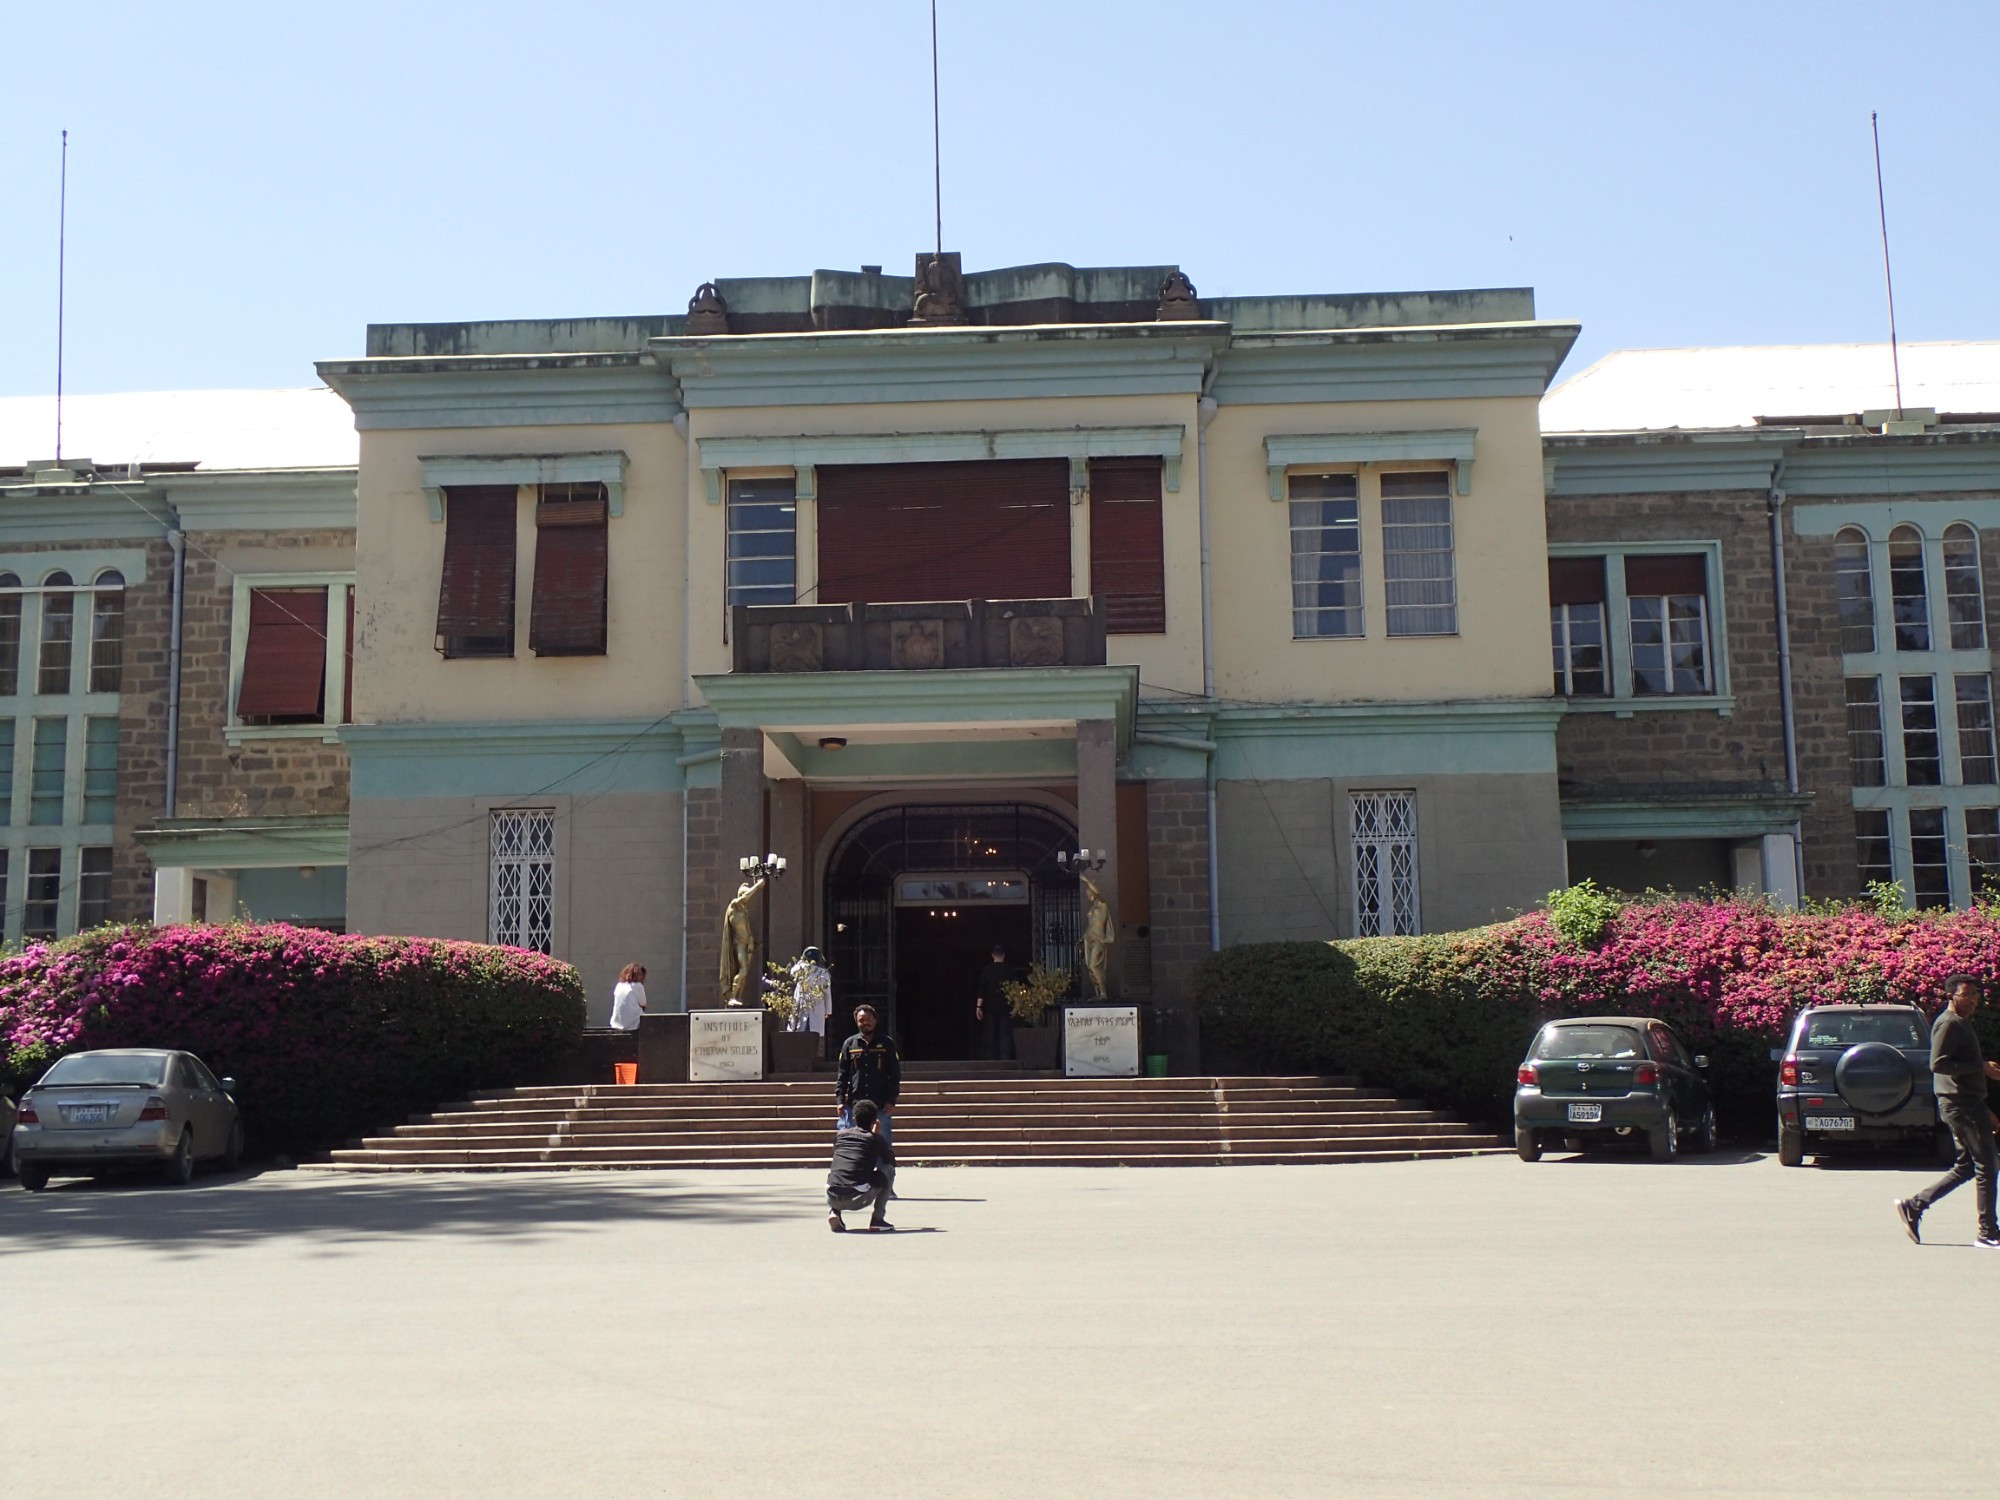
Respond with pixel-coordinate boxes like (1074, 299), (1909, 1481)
(791, 946), (833, 1036)
(836, 1004), (901, 1193)
(1896, 974), (2000, 1248)
(826, 1098), (894, 1232)
(608, 963), (649, 1031)
(975, 943), (1017, 1062)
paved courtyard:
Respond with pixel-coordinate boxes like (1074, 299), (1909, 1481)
(4, 1151), (1994, 1499)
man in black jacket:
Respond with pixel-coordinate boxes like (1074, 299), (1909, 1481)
(1897, 974), (2000, 1248)
(826, 1098), (893, 1232)
(836, 1004), (901, 1192)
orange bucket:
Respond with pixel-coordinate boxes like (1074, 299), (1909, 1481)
(613, 1062), (639, 1086)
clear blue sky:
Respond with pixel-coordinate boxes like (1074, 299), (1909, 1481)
(4, 0), (1996, 397)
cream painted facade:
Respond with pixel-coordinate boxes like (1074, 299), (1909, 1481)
(320, 263), (1579, 1054)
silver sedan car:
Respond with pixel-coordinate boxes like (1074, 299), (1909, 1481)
(13, 1049), (243, 1192)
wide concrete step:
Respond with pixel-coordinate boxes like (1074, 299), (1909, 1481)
(311, 1142), (1506, 1171)
(390, 1109), (1459, 1139)
(465, 1075), (1350, 1101)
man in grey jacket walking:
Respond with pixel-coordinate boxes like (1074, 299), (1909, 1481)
(1896, 974), (2000, 1249)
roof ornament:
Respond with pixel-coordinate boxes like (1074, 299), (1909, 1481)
(908, 252), (967, 326)
(685, 282), (731, 335)
(1156, 270), (1200, 321)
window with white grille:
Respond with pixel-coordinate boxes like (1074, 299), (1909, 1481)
(1351, 791), (1419, 937)
(489, 809), (556, 954)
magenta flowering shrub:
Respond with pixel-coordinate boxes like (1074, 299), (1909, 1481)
(1195, 898), (2000, 1134)
(0, 923), (585, 1156)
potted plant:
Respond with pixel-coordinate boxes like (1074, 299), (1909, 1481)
(1002, 963), (1072, 1070)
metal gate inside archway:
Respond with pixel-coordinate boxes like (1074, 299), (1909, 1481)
(824, 803), (1081, 1060)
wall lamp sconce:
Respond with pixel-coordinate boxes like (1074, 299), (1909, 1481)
(739, 853), (788, 879)
(818, 736), (848, 751)
(1057, 848), (1107, 874)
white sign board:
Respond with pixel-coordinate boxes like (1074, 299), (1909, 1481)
(688, 1009), (765, 1082)
(1064, 1005), (1141, 1078)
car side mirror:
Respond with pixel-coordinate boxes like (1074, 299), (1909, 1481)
(219, 1077), (238, 1094)
(1694, 1055), (1710, 1070)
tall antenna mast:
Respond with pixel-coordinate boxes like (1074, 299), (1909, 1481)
(1870, 111), (1905, 415)
(56, 129), (68, 463)
(930, 0), (942, 258)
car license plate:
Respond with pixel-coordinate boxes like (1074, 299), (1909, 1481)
(1567, 1103), (1604, 1123)
(1805, 1115), (1855, 1131)
(61, 1103), (112, 1125)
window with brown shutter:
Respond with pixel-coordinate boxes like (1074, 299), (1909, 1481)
(529, 482), (609, 656)
(236, 587), (330, 723)
(1547, 556), (1607, 606)
(1089, 457), (1166, 634)
(1623, 554), (1707, 597)
(817, 459), (1070, 604)
(436, 486), (518, 658)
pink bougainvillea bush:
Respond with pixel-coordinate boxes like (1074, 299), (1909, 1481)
(1194, 898), (2000, 1135)
(0, 923), (585, 1157)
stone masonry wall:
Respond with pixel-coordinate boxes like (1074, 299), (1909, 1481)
(1144, 778), (1211, 1003)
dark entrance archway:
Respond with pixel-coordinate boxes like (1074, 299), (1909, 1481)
(823, 802), (1080, 1060)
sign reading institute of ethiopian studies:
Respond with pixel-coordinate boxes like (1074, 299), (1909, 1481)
(1064, 1005), (1141, 1078)
(688, 1010), (764, 1083)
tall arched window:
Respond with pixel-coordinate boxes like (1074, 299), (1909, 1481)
(0, 572), (20, 697)
(38, 570), (75, 695)
(88, 569), (125, 692)
(1942, 524), (1986, 652)
(1887, 525), (1930, 652)
(1833, 526), (1876, 655)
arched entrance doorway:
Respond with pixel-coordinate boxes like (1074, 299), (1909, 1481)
(823, 802), (1080, 1060)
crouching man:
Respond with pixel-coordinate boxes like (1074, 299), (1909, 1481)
(827, 1098), (894, 1234)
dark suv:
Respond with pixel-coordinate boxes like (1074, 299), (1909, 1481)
(1773, 1004), (1948, 1167)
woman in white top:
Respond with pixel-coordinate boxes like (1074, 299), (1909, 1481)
(790, 947), (832, 1034)
(609, 963), (649, 1031)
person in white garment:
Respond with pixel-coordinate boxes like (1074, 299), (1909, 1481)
(609, 963), (649, 1031)
(790, 947), (832, 1035)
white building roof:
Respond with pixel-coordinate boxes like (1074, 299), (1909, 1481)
(1541, 342), (2000, 434)
(0, 387), (358, 472)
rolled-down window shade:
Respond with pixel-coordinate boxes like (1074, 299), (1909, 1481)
(529, 483), (609, 656)
(1624, 554), (1707, 597)
(816, 459), (1070, 603)
(1089, 458), (1166, 634)
(436, 486), (518, 656)
(1548, 556), (1607, 606)
(236, 587), (329, 720)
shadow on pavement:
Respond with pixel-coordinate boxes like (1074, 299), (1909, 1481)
(1542, 1149), (1768, 1167)
(0, 1167), (809, 1252)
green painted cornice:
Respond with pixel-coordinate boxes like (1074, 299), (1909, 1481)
(316, 354), (681, 430)
(694, 666), (1140, 751)
(1560, 794), (1811, 841)
(134, 814), (351, 869)
(1543, 432), (1789, 495)
(0, 477), (173, 543)
(1211, 321), (1580, 405)
(156, 468), (357, 532)
(653, 324), (1226, 408)
(1214, 697), (1564, 737)
(1782, 430), (2000, 495)
(1545, 426), (2000, 498)
(766, 733), (1078, 784)
(342, 717), (690, 759)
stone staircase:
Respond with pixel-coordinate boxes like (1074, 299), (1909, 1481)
(307, 1072), (1506, 1172)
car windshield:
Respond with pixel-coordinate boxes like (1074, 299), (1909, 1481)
(39, 1053), (168, 1086)
(1534, 1026), (1645, 1061)
(1800, 1013), (1925, 1049)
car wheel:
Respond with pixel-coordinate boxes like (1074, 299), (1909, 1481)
(161, 1128), (195, 1186)
(222, 1120), (244, 1172)
(1515, 1125), (1542, 1162)
(1650, 1104), (1680, 1161)
(1693, 1105), (1718, 1154)
(1778, 1122), (1805, 1167)
(1935, 1124), (1959, 1167)
(18, 1162), (49, 1192)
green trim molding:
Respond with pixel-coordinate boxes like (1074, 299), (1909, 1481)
(342, 717), (702, 800)
(1546, 427), (2000, 499)
(1209, 698), (1563, 780)
(135, 814), (351, 869)
(1792, 498), (2000, 536)
(1212, 323), (1579, 406)
(1561, 794), (1810, 842)
(1264, 429), (1476, 499)
(158, 469), (357, 532)
(418, 451), (628, 521)
(315, 355), (681, 430)
(695, 425), (1185, 505)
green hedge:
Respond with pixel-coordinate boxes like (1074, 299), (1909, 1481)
(1, 923), (587, 1158)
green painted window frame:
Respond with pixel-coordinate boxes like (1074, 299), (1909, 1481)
(1547, 540), (1734, 717)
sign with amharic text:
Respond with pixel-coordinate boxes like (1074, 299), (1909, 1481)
(688, 1009), (765, 1082)
(1064, 1005), (1141, 1078)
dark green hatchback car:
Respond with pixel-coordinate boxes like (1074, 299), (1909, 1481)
(1514, 1016), (1718, 1161)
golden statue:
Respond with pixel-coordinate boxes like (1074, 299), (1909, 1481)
(1079, 870), (1117, 999)
(719, 874), (769, 1006)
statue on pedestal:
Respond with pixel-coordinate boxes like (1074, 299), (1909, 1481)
(1079, 870), (1117, 999)
(719, 873), (769, 1006)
